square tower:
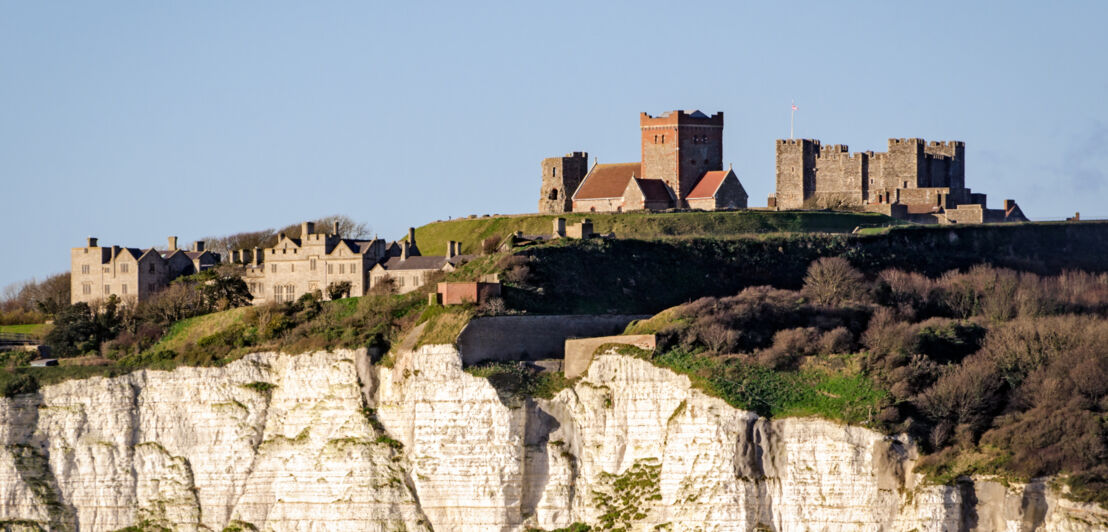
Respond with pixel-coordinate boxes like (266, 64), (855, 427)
(539, 152), (589, 213)
(640, 110), (724, 206)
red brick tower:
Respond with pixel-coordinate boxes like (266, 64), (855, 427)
(640, 110), (724, 207)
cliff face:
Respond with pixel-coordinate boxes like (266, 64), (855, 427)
(1, 347), (1106, 531)
(0, 351), (429, 531)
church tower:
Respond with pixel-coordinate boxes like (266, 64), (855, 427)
(539, 151), (589, 213)
(640, 110), (724, 207)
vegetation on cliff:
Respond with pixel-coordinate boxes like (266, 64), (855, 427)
(413, 210), (900, 256)
(624, 258), (1108, 505)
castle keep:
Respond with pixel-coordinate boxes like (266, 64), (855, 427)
(539, 110), (748, 213)
(772, 138), (1026, 224)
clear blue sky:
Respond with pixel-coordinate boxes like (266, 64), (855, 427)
(2, 1), (1107, 287)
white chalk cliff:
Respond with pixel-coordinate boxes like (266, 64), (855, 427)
(1, 346), (1105, 531)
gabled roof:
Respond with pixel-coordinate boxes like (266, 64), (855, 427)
(630, 178), (674, 204)
(687, 170), (733, 199)
(343, 239), (381, 255)
(377, 254), (475, 272)
(573, 162), (642, 200)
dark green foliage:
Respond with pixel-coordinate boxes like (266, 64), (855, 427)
(506, 222), (1108, 315)
(326, 281), (352, 300)
(0, 372), (39, 397)
(241, 381), (276, 394)
(44, 300), (121, 357)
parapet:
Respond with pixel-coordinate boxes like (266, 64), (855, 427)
(640, 110), (723, 127)
(776, 138), (821, 147)
(928, 140), (965, 148)
(565, 151), (587, 158)
(821, 144), (849, 153)
(889, 138), (925, 146)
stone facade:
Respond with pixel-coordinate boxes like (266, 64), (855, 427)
(538, 152), (589, 214)
(70, 236), (219, 305)
(368, 230), (471, 294)
(544, 110), (747, 213)
(773, 138), (1027, 223)
(239, 221), (387, 304)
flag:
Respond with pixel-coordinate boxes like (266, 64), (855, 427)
(791, 103), (798, 111)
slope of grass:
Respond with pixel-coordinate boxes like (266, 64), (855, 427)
(150, 307), (252, 353)
(0, 324), (50, 336)
(414, 210), (901, 256)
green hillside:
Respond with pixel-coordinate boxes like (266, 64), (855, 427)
(412, 210), (902, 256)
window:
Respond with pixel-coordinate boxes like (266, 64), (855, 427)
(339, 264), (345, 274)
(351, 264), (356, 273)
(103, 267), (109, 273)
(398, 277), (405, 287)
(310, 258), (317, 271)
(547, 188), (558, 200)
(552, 167), (557, 177)
(661, 135), (665, 143)
(82, 283), (92, 295)
(291, 264), (295, 272)
(271, 264), (277, 273)
(148, 263), (155, 273)
(81, 265), (90, 274)
(120, 264), (129, 273)
(121, 284), (127, 295)
(104, 285), (111, 294)
(328, 263), (333, 274)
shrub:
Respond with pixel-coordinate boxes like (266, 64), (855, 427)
(803, 257), (866, 306)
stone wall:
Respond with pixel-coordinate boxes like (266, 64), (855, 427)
(564, 334), (656, 379)
(539, 152), (589, 214)
(455, 314), (647, 365)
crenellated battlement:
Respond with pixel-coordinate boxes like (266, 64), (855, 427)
(641, 110), (724, 127)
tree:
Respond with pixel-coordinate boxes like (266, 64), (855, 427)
(803, 257), (866, 306)
(196, 265), (253, 311)
(327, 281), (352, 300)
(45, 303), (102, 356)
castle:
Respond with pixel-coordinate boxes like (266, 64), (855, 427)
(771, 138), (1027, 224)
(539, 110), (748, 213)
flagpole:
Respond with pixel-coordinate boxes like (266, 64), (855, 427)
(790, 100), (795, 140)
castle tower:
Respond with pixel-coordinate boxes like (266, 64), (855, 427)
(539, 152), (589, 213)
(640, 110), (723, 206)
(774, 139), (820, 209)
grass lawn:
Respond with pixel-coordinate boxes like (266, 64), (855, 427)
(0, 323), (50, 336)
(413, 210), (902, 257)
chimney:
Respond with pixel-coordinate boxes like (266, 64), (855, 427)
(407, 227), (416, 247)
(451, 241), (459, 256)
(194, 241), (205, 252)
(302, 221), (315, 238)
(446, 241), (455, 259)
(87, 237), (98, 248)
(333, 220), (340, 235)
(111, 245), (120, 259)
(253, 247), (262, 267)
(553, 218), (566, 238)
(278, 232), (286, 241)
(167, 236), (178, 251)
(401, 240), (410, 260)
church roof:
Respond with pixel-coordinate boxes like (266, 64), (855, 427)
(631, 178), (674, 203)
(573, 162), (642, 200)
(687, 170), (731, 199)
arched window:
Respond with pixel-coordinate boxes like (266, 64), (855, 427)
(548, 188), (558, 200)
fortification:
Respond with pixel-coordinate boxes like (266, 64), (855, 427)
(773, 137), (1021, 224)
(539, 152), (589, 213)
(640, 110), (724, 205)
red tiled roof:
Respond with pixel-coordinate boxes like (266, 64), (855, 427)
(687, 170), (729, 199)
(632, 178), (673, 203)
(573, 163), (642, 200)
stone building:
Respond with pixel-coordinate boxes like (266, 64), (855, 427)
(70, 236), (219, 305)
(368, 229), (472, 294)
(539, 110), (749, 213)
(772, 138), (1027, 224)
(237, 221), (387, 304)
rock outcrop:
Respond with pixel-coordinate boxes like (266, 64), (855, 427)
(1, 346), (1106, 531)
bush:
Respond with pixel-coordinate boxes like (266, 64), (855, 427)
(803, 257), (867, 306)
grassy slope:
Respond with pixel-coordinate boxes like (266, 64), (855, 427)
(0, 324), (50, 336)
(414, 210), (901, 256)
(150, 307), (252, 353)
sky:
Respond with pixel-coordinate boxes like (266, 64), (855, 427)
(2, 1), (1107, 287)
